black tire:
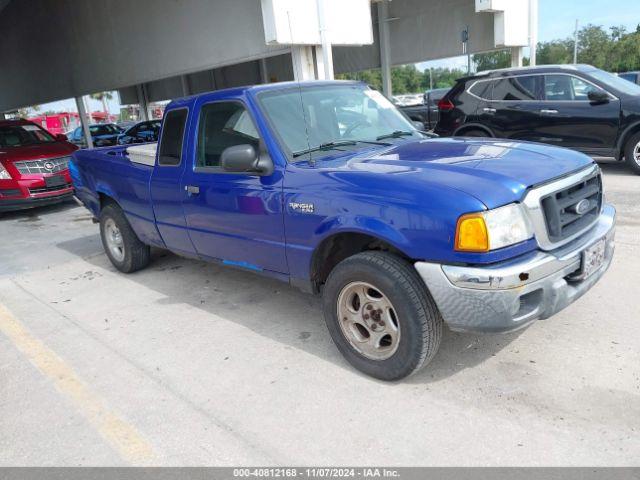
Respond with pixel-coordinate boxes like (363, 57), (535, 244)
(99, 203), (150, 273)
(458, 128), (489, 138)
(322, 251), (443, 381)
(624, 131), (640, 175)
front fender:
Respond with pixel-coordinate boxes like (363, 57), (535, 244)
(314, 215), (412, 254)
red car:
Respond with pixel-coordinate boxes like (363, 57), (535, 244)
(0, 119), (78, 213)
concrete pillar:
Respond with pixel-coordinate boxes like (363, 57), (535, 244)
(259, 58), (269, 84)
(528, 0), (538, 66)
(377, 1), (392, 98)
(75, 96), (94, 149)
(316, 0), (334, 80)
(511, 47), (523, 67)
(180, 75), (190, 97)
(136, 84), (149, 121)
(291, 45), (317, 81)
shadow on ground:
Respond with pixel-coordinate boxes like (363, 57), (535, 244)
(56, 233), (522, 383)
(0, 199), (78, 222)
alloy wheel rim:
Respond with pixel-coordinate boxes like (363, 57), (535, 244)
(633, 141), (640, 166)
(104, 218), (125, 262)
(336, 281), (401, 361)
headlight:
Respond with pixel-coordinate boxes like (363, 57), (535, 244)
(455, 203), (533, 252)
(0, 164), (12, 180)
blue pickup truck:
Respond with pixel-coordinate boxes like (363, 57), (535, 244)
(71, 80), (616, 380)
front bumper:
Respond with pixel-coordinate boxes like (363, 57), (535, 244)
(0, 190), (74, 212)
(415, 204), (616, 333)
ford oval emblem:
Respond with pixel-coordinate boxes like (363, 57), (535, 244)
(573, 199), (591, 216)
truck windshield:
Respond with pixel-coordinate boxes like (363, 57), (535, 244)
(0, 124), (55, 148)
(257, 84), (420, 161)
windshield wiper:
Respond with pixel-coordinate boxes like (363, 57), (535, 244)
(376, 130), (414, 141)
(292, 139), (391, 158)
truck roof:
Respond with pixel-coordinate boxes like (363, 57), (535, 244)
(167, 80), (365, 110)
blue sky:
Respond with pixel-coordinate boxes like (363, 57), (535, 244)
(32, 0), (640, 114)
(420, 0), (640, 70)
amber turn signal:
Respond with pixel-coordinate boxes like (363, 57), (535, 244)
(455, 214), (489, 252)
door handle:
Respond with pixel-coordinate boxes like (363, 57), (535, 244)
(185, 185), (200, 196)
(540, 109), (559, 114)
(483, 107), (497, 113)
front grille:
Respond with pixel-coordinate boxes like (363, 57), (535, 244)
(540, 172), (602, 243)
(28, 183), (73, 195)
(14, 156), (70, 175)
(0, 188), (21, 197)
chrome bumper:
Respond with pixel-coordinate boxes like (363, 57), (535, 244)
(415, 204), (616, 333)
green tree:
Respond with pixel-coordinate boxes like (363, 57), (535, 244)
(89, 91), (114, 115)
(473, 50), (512, 72)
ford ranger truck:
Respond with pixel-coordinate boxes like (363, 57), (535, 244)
(1, 119), (77, 212)
(70, 81), (616, 381)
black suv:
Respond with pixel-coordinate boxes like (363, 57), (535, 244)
(434, 64), (640, 174)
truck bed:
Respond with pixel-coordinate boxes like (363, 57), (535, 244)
(70, 145), (164, 247)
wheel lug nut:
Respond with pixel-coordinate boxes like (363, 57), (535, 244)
(364, 314), (369, 319)
(378, 320), (385, 327)
(366, 305), (373, 310)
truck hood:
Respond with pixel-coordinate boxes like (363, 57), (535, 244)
(329, 137), (595, 209)
(0, 141), (77, 163)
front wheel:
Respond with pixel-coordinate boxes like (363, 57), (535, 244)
(624, 131), (640, 175)
(322, 251), (443, 381)
(99, 203), (150, 273)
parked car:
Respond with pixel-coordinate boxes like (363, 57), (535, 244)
(68, 123), (123, 148)
(434, 64), (640, 174)
(398, 87), (450, 130)
(117, 120), (162, 145)
(0, 119), (77, 212)
(117, 120), (137, 131)
(71, 81), (615, 380)
(618, 71), (640, 85)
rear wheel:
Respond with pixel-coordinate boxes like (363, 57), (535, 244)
(322, 251), (443, 381)
(624, 131), (640, 175)
(99, 203), (150, 273)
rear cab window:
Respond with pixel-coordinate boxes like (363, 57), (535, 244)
(158, 109), (188, 166)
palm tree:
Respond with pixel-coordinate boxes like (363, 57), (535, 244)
(89, 91), (114, 119)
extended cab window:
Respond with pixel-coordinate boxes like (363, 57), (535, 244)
(158, 109), (188, 166)
(196, 102), (259, 168)
(492, 76), (541, 101)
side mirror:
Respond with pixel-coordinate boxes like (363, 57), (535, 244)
(588, 90), (609, 104)
(220, 144), (273, 175)
(56, 133), (68, 141)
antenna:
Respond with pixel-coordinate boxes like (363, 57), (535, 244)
(287, 10), (314, 165)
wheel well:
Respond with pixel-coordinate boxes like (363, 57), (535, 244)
(310, 233), (410, 292)
(98, 192), (118, 211)
(619, 124), (640, 159)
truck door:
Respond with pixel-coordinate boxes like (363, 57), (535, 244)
(149, 107), (198, 257)
(180, 99), (288, 274)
